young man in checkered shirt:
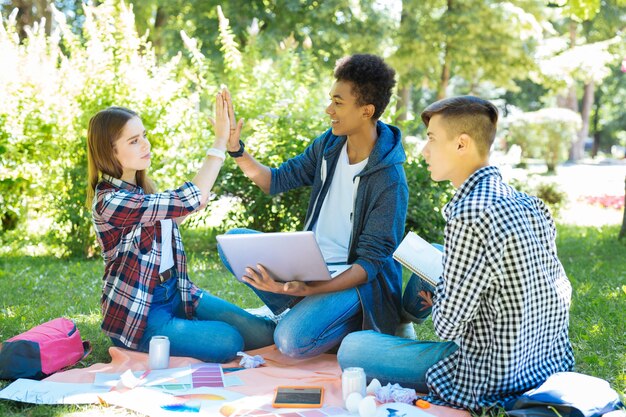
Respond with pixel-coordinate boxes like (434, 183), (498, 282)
(338, 96), (574, 411)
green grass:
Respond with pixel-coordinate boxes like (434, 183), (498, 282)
(555, 225), (626, 390)
(0, 224), (624, 416)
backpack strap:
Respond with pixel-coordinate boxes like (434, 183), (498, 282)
(81, 341), (92, 361)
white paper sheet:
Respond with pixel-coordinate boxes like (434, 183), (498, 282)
(0, 379), (109, 404)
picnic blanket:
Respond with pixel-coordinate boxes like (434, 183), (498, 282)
(45, 345), (470, 417)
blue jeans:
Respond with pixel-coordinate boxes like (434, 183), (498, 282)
(401, 274), (436, 324)
(337, 331), (458, 393)
(218, 228), (363, 359)
(111, 270), (276, 363)
(336, 243), (456, 393)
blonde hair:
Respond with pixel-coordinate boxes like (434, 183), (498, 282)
(421, 96), (498, 156)
(86, 106), (155, 207)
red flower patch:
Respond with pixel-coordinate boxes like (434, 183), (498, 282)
(580, 195), (625, 210)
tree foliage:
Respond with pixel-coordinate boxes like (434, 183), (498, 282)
(4, 1), (624, 148)
(1, 0), (625, 255)
(130, 0), (397, 72)
(387, 0), (547, 134)
(0, 1), (213, 255)
(0, 1), (450, 256)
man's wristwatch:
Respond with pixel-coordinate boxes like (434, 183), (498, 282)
(227, 140), (245, 158)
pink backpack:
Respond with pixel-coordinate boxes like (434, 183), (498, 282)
(0, 318), (91, 380)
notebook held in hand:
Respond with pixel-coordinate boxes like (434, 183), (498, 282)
(393, 232), (443, 287)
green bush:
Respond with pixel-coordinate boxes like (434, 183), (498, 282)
(0, 2), (459, 256)
(510, 178), (567, 219)
(0, 1), (214, 256)
(505, 108), (581, 173)
(404, 159), (455, 243)
(174, 8), (330, 233)
(0, 177), (28, 232)
(1, 2), (332, 253)
(210, 12), (455, 238)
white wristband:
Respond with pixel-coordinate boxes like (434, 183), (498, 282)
(206, 148), (226, 161)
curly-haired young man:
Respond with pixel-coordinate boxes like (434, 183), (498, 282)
(219, 54), (409, 358)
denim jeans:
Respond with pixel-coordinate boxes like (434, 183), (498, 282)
(337, 243), (455, 393)
(111, 269), (276, 363)
(337, 330), (458, 393)
(217, 228), (363, 359)
(401, 273), (436, 324)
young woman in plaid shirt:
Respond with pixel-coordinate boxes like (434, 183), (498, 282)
(86, 90), (275, 362)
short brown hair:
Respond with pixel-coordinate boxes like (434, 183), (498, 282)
(421, 96), (498, 155)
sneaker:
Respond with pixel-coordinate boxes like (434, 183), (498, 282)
(245, 305), (290, 324)
(395, 322), (417, 339)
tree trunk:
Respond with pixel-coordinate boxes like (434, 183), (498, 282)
(437, 48), (450, 100)
(15, 0), (33, 40)
(396, 84), (411, 123)
(565, 21), (578, 113)
(557, 86), (578, 110)
(571, 80), (595, 161)
(562, 20), (581, 162)
(35, 0), (51, 35)
(13, 0), (51, 39)
(437, 0), (453, 100)
(591, 88), (602, 158)
(617, 177), (626, 240)
(393, 1), (413, 122)
(152, 5), (168, 57)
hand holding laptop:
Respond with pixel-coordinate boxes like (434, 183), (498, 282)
(243, 264), (308, 295)
(217, 231), (351, 284)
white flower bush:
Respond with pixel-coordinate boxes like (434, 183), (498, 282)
(0, 0), (330, 255)
(504, 108), (582, 172)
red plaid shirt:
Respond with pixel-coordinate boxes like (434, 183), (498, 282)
(92, 175), (202, 349)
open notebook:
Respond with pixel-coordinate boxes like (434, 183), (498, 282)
(216, 231), (350, 282)
(393, 232), (443, 287)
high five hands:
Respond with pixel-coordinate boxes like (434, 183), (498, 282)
(207, 87), (243, 150)
(223, 88), (244, 153)
(208, 88), (230, 148)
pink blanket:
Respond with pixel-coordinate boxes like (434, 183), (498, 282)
(46, 345), (469, 417)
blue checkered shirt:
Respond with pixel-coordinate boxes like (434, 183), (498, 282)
(426, 166), (575, 410)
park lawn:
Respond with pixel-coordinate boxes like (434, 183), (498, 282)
(0, 224), (624, 416)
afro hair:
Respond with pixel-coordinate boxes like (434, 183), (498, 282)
(333, 54), (396, 120)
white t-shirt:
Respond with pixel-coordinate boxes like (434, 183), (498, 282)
(313, 143), (368, 263)
(159, 219), (175, 273)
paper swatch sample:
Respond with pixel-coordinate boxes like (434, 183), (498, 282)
(393, 232), (443, 287)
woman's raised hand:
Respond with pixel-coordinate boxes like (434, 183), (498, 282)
(209, 88), (230, 149)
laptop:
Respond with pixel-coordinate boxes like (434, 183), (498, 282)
(216, 231), (351, 282)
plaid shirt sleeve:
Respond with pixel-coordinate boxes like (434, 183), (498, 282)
(94, 180), (202, 228)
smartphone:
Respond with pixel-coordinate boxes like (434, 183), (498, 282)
(272, 386), (324, 408)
